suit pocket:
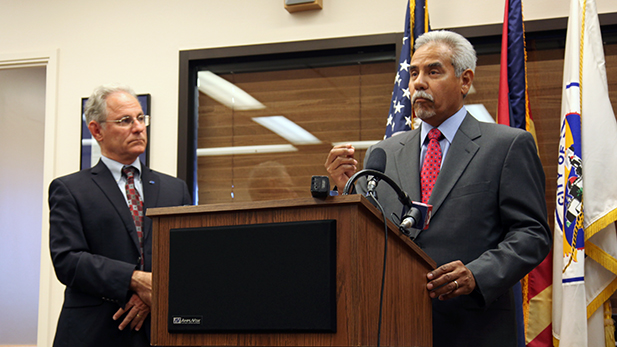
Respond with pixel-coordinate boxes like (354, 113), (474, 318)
(63, 289), (104, 308)
(448, 181), (492, 199)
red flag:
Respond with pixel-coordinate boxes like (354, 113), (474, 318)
(497, 1), (551, 346)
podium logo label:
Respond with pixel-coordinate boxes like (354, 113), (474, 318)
(172, 316), (202, 325)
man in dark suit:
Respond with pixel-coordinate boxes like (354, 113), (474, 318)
(49, 84), (192, 346)
(325, 30), (551, 346)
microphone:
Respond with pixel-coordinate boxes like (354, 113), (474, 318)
(365, 148), (387, 194)
(341, 155), (433, 240)
(399, 201), (433, 239)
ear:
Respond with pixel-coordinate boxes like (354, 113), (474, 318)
(460, 69), (474, 96)
(88, 120), (104, 142)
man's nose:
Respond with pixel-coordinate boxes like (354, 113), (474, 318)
(131, 120), (146, 132)
(410, 73), (428, 90)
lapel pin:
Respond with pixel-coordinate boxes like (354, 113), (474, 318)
(149, 180), (155, 185)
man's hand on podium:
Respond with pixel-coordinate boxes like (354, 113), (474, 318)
(426, 260), (477, 301)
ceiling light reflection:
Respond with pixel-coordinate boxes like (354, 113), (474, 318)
(331, 140), (380, 149)
(196, 144), (298, 156)
(252, 115), (321, 145)
(466, 104), (496, 123)
(197, 71), (266, 110)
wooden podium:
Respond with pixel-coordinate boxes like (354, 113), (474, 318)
(147, 195), (435, 347)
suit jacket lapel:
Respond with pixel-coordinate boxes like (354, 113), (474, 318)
(429, 113), (481, 217)
(393, 130), (422, 201)
(141, 164), (160, 241)
(90, 161), (141, 251)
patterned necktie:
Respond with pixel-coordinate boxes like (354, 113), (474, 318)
(421, 128), (443, 204)
(122, 166), (144, 269)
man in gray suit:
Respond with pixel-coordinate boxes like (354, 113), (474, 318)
(325, 30), (551, 346)
(49, 84), (191, 347)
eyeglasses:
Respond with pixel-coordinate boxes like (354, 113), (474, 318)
(101, 115), (150, 127)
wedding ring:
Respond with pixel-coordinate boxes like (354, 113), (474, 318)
(453, 280), (459, 290)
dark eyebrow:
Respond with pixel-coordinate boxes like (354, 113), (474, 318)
(409, 62), (444, 71)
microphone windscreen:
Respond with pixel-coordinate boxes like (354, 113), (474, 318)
(366, 148), (387, 173)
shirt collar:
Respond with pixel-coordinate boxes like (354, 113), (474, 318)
(100, 156), (142, 182)
(420, 105), (467, 144)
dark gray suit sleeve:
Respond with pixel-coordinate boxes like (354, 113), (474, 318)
(466, 131), (552, 306)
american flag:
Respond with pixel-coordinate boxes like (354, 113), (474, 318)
(384, 0), (430, 138)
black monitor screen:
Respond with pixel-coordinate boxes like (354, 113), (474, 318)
(168, 219), (337, 333)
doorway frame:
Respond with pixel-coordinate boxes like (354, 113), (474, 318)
(0, 50), (60, 347)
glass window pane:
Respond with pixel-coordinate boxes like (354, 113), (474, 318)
(196, 61), (395, 204)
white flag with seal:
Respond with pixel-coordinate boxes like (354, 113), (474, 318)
(553, 0), (617, 346)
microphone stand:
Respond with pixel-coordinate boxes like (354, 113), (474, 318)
(343, 169), (413, 208)
(344, 169), (430, 236)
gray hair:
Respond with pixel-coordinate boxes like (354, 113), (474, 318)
(84, 83), (138, 124)
(414, 30), (477, 77)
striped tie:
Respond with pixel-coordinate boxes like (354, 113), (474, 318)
(122, 166), (144, 269)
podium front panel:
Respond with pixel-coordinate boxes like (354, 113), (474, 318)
(168, 220), (337, 333)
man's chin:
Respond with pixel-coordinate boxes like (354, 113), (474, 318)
(414, 108), (436, 121)
(129, 139), (147, 148)
(128, 144), (147, 157)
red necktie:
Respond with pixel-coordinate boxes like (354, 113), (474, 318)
(123, 166), (144, 269)
(421, 128), (443, 204)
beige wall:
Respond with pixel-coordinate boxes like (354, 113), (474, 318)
(1, 0), (617, 345)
